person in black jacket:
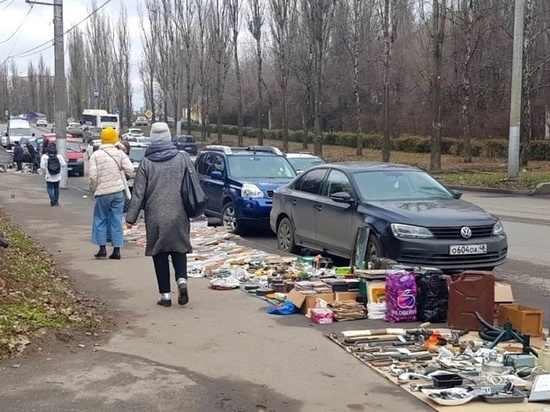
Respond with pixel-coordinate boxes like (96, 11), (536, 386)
(13, 142), (24, 171)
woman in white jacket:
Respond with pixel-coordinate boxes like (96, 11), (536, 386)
(39, 142), (67, 206)
(89, 127), (134, 260)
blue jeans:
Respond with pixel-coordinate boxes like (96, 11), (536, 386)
(46, 181), (59, 203)
(91, 191), (125, 247)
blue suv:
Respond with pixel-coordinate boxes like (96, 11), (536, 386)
(194, 145), (297, 233)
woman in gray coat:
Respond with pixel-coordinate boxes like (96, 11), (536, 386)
(126, 122), (193, 307)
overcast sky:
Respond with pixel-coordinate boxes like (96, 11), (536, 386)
(0, 0), (145, 108)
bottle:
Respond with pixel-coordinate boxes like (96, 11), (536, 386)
(538, 339), (550, 372)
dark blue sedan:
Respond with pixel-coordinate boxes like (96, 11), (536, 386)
(172, 135), (198, 155)
(270, 162), (507, 272)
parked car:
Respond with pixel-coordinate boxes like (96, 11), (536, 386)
(285, 152), (325, 174)
(172, 134), (198, 155)
(43, 133), (85, 176)
(134, 116), (148, 126)
(82, 126), (103, 143)
(195, 145), (297, 233)
(35, 117), (48, 127)
(66, 122), (83, 138)
(270, 162), (507, 272)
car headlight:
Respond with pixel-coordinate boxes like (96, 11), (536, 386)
(241, 183), (264, 198)
(391, 223), (434, 239)
(77, 158), (83, 162)
(492, 220), (504, 235)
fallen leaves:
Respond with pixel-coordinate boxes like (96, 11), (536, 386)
(0, 208), (107, 360)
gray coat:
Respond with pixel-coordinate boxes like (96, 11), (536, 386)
(126, 146), (193, 256)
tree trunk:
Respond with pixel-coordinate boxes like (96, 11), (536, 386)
(186, 63), (193, 135)
(430, 0), (446, 172)
(520, 0), (534, 168)
(460, 0), (473, 163)
(353, 47), (362, 156)
(282, 79), (289, 151)
(313, 48), (323, 157)
(545, 108), (550, 140)
(234, 34), (244, 147)
(381, 0), (393, 162)
(301, 109), (309, 150)
(256, 37), (264, 145)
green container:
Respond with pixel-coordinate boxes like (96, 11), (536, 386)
(298, 256), (315, 265)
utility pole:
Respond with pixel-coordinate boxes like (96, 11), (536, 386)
(507, 0), (524, 179)
(26, 0), (68, 188)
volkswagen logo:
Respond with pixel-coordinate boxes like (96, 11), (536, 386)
(461, 226), (472, 239)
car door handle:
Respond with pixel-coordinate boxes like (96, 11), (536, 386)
(291, 199), (297, 205)
(314, 204), (322, 211)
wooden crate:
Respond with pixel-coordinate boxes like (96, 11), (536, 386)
(497, 304), (543, 336)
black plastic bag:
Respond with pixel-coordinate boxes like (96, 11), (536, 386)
(416, 274), (448, 323)
(180, 154), (207, 218)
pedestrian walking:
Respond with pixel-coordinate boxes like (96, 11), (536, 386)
(13, 142), (23, 171)
(27, 143), (39, 173)
(126, 122), (193, 307)
(89, 127), (134, 260)
(39, 142), (67, 206)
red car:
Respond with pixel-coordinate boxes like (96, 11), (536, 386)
(42, 133), (85, 176)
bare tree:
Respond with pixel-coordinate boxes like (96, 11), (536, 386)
(380, 0), (397, 161)
(195, 0), (213, 140)
(429, 0), (447, 172)
(269, 0), (297, 152)
(248, 0), (265, 145)
(139, 1), (161, 120)
(302, 0), (337, 156)
(67, 28), (87, 119)
(228, 0), (244, 146)
(209, 0), (232, 144)
(175, 0), (197, 135)
(115, 4), (132, 128)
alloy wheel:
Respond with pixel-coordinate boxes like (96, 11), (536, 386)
(222, 205), (236, 230)
(278, 221), (292, 251)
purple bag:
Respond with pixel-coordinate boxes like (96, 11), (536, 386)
(385, 270), (417, 323)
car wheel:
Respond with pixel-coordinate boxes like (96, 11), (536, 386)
(221, 202), (241, 234)
(366, 234), (383, 263)
(277, 217), (300, 254)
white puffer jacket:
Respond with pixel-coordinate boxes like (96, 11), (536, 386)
(89, 145), (134, 197)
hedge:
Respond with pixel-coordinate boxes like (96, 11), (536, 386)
(187, 123), (550, 161)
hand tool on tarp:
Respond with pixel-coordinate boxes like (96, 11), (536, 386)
(475, 311), (538, 356)
(341, 323), (433, 339)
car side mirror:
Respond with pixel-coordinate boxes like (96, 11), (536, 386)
(211, 171), (223, 180)
(330, 191), (354, 203)
(82, 148), (86, 153)
(452, 190), (463, 199)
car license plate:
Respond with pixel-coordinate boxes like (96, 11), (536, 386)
(67, 167), (72, 171)
(450, 244), (487, 255)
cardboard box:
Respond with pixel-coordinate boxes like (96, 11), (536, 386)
(335, 292), (358, 302)
(498, 304), (543, 336)
(494, 282), (514, 317)
(301, 293), (335, 314)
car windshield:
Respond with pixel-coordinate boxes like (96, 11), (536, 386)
(176, 136), (195, 143)
(228, 156), (296, 179)
(353, 170), (453, 201)
(129, 147), (147, 163)
(10, 128), (30, 136)
(287, 157), (324, 171)
(67, 142), (82, 153)
(68, 123), (80, 128)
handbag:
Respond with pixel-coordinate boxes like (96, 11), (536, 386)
(180, 153), (207, 218)
(102, 149), (132, 200)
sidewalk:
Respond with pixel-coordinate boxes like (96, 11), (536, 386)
(0, 173), (427, 412)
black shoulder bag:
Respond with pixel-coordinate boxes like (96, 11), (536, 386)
(180, 153), (207, 218)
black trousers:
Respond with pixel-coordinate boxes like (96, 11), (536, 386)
(16, 161), (22, 171)
(152, 252), (187, 294)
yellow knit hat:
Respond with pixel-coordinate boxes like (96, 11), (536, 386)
(101, 127), (118, 145)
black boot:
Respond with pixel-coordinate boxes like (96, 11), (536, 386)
(109, 247), (121, 260)
(94, 245), (107, 258)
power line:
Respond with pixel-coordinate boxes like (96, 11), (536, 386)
(0, 4), (34, 45)
(1, 0), (15, 12)
(3, 0), (113, 63)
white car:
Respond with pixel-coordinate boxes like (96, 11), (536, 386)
(126, 136), (151, 145)
(134, 116), (148, 126)
(122, 128), (144, 139)
(36, 117), (48, 127)
(1, 134), (8, 147)
(285, 152), (325, 174)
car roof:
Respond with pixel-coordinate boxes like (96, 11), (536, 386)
(42, 133), (77, 141)
(318, 161), (422, 172)
(202, 145), (284, 156)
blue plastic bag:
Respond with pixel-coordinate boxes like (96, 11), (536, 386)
(267, 300), (299, 315)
